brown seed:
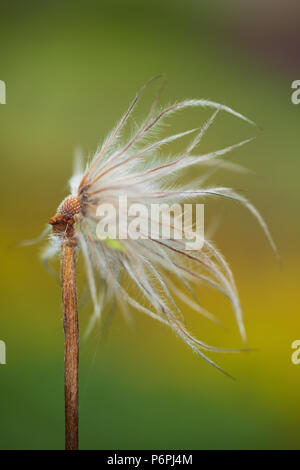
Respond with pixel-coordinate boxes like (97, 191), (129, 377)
(58, 195), (80, 218)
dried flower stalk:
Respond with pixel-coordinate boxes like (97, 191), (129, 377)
(50, 197), (80, 450)
(61, 241), (79, 450)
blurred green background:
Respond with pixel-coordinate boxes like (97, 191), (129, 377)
(0, 0), (299, 449)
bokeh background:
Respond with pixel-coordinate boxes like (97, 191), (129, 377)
(0, 0), (299, 450)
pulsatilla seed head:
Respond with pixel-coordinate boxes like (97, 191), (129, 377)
(44, 77), (278, 374)
(49, 195), (80, 239)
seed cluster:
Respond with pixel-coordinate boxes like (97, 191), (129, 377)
(58, 196), (81, 218)
(49, 195), (80, 240)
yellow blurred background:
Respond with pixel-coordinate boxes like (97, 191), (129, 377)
(0, 0), (299, 449)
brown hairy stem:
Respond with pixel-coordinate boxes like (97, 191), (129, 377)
(50, 198), (80, 450)
(61, 241), (79, 450)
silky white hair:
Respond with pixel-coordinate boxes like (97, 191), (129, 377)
(44, 76), (277, 377)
